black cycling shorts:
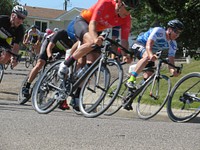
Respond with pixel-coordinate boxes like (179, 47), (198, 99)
(38, 39), (65, 61)
(74, 16), (89, 42)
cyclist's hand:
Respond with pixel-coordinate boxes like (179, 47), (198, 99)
(149, 54), (157, 62)
(10, 56), (18, 68)
(94, 36), (104, 46)
(48, 56), (55, 62)
(123, 55), (132, 64)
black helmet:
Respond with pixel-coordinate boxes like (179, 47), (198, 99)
(167, 19), (184, 31)
(31, 25), (37, 29)
(12, 5), (28, 18)
(122, 0), (140, 9)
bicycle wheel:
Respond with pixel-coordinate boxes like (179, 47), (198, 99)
(104, 76), (129, 116)
(25, 52), (31, 68)
(136, 75), (171, 119)
(167, 72), (200, 122)
(0, 64), (4, 83)
(18, 71), (41, 105)
(32, 60), (63, 114)
(32, 54), (37, 67)
(79, 59), (123, 118)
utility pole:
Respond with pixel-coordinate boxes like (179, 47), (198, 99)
(64, 0), (71, 11)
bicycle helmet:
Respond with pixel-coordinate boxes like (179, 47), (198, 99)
(122, 0), (140, 9)
(12, 5), (28, 18)
(53, 28), (59, 32)
(31, 25), (37, 29)
(46, 28), (53, 35)
(167, 19), (184, 31)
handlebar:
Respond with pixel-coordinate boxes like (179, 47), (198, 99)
(0, 46), (20, 58)
(91, 30), (134, 58)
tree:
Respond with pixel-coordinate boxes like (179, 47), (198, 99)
(130, 0), (200, 50)
(0, 0), (19, 15)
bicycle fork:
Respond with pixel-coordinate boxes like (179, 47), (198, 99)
(149, 75), (160, 100)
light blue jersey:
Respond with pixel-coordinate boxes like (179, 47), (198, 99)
(136, 27), (177, 57)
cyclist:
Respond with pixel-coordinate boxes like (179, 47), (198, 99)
(22, 29), (78, 110)
(126, 19), (184, 89)
(58, 0), (139, 110)
(24, 24), (41, 54)
(0, 5), (28, 68)
(53, 28), (59, 32)
(41, 28), (53, 43)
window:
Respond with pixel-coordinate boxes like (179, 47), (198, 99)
(35, 20), (48, 32)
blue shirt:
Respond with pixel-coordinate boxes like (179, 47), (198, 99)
(136, 27), (177, 57)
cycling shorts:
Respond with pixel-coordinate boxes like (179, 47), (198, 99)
(38, 39), (65, 61)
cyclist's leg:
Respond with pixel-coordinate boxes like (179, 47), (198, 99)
(126, 45), (148, 88)
(22, 40), (48, 97)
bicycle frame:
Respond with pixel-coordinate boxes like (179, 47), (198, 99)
(123, 51), (182, 106)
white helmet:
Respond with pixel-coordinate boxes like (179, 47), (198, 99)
(53, 28), (59, 32)
(12, 5), (28, 18)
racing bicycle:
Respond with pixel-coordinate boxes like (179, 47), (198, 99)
(32, 30), (129, 117)
(105, 51), (183, 120)
(167, 72), (200, 122)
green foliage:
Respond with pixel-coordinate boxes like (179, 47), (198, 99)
(130, 0), (200, 50)
(0, 0), (19, 15)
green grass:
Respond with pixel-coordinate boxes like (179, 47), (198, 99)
(108, 59), (199, 109)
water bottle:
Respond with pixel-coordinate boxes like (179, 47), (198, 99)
(76, 65), (89, 78)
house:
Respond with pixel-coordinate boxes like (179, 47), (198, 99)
(24, 6), (84, 33)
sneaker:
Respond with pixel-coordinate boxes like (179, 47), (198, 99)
(22, 87), (30, 98)
(125, 81), (136, 89)
(70, 98), (80, 111)
(58, 100), (70, 110)
(58, 61), (68, 78)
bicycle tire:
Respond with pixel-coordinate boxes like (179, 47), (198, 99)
(18, 71), (41, 105)
(32, 55), (37, 67)
(136, 75), (171, 120)
(0, 64), (4, 83)
(25, 55), (31, 68)
(79, 59), (123, 118)
(167, 72), (200, 123)
(32, 60), (63, 114)
(104, 76), (129, 116)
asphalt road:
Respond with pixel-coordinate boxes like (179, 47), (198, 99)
(0, 62), (200, 150)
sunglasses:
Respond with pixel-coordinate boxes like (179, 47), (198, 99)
(172, 28), (182, 35)
(16, 14), (25, 20)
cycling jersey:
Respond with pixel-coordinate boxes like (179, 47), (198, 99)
(27, 28), (41, 44)
(39, 30), (73, 60)
(80, 0), (131, 40)
(135, 27), (177, 57)
(0, 15), (24, 49)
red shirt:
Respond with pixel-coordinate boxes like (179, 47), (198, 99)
(81, 0), (131, 40)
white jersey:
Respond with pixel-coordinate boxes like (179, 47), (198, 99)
(136, 27), (177, 57)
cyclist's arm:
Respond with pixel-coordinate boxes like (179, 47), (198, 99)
(88, 20), (103, 46)
(146, 39), (157, 61)
(168, 56), (179, 76)
(46, 42), (55, 59)
(24, 34), (30, 44)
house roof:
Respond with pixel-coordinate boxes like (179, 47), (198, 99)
(24, 6), (67, 19)
(24, 6), (85, 20)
